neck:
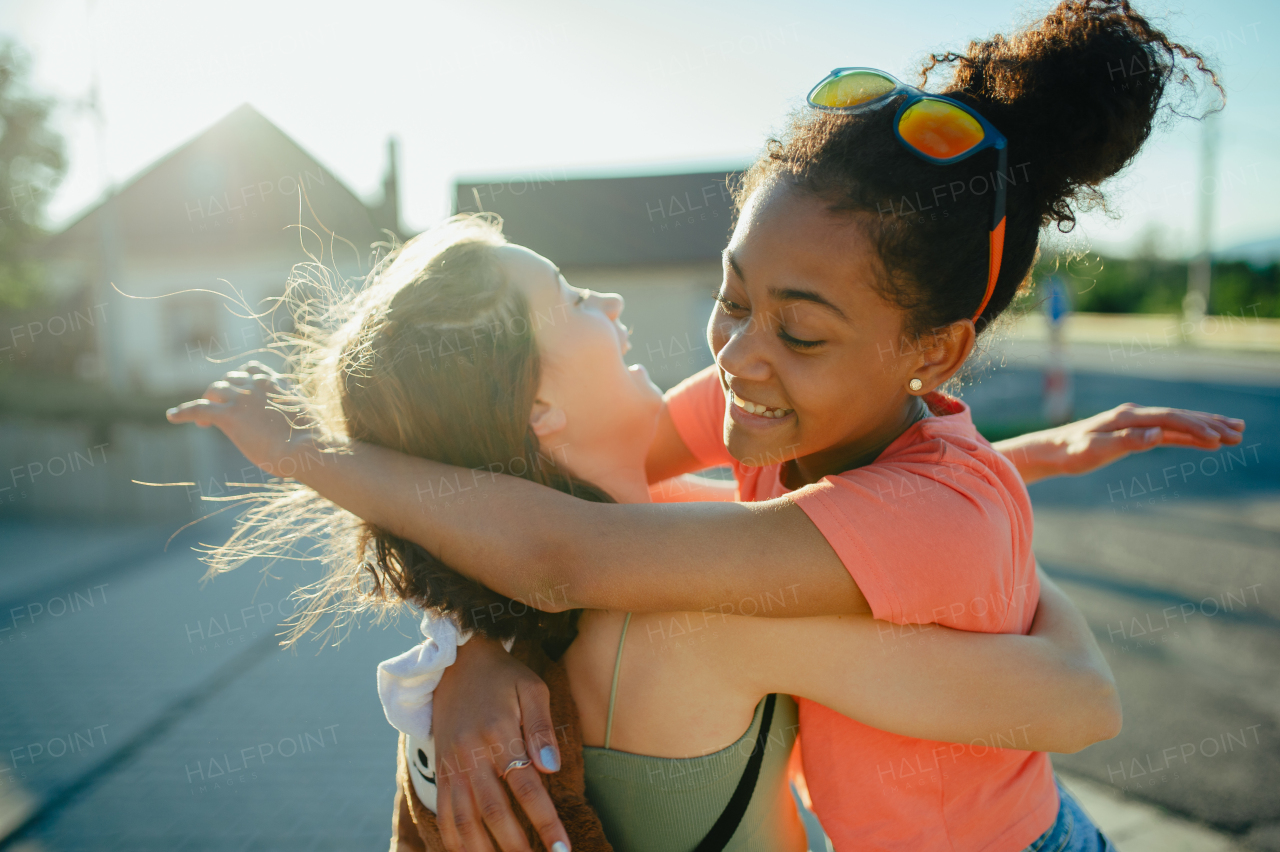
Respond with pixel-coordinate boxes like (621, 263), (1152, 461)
(550, 438), (652, 505)
(585, 464), (652, 505)
(783, 394), (927, 489)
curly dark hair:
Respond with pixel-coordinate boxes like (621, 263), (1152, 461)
(739, 0), (1223, 335)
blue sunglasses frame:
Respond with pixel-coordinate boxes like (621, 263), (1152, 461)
(807, 67), (1009, 322)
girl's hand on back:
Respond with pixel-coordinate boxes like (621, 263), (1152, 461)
(433, 638), (568, 852)
(166, 361), (315, 476)
(996, 403), (1245, 485)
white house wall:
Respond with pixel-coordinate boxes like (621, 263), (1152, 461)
(72, 253), (371, 394)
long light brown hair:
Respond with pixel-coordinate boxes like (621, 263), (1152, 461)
(205, 214), (608, 647)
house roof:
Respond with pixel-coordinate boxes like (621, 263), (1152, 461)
(454, 169), (744, 267)
(46, 104), (384, 263)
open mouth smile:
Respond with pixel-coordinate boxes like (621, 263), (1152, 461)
(729, 391), (793, 420)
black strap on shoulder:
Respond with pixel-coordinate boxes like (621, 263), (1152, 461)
(692, 693), (778, 852)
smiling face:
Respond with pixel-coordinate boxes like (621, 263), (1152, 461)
(710, 180), (965, 484)
(495, 245), (664, 482)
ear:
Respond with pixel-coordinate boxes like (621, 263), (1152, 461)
(529, 399), (567, 437)
(909, 320), (976, 393)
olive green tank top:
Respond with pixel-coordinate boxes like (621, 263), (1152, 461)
(581, 613), (806, 852)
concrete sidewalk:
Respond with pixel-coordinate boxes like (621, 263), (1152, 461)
(1061, 772), (1252, 851)
(1005, 312), (1280, 354)
(983, 312), (1280, 390)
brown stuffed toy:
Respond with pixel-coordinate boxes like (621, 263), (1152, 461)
(389, 639), (614, 852)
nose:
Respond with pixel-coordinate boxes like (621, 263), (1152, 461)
(593, 291), (625, 322)
(713, 312), (771, 383)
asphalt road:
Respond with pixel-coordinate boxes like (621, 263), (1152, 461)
(0, 366), (1275, 851)
(963, 367), (1280, 850)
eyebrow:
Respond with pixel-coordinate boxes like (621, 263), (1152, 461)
(723, 249), (847, 319)
(723, 249), (744, 283)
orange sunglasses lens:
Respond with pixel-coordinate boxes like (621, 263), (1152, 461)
(897, 98), (985, 160)
(810, 70), (896, 109)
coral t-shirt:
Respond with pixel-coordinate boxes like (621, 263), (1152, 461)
(665, 366), (1057, 852)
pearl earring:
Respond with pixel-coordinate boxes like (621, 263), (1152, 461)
(908, 378), (923, 392)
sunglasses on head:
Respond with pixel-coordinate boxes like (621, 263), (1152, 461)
(807, 67), (1009, 323)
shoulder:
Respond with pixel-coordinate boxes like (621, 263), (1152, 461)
(662, 366), (734, 470)
(862, 398), (1029, 503)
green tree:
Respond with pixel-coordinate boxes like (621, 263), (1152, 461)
(0, 41), (65, 308)
(1034, 252), (1279, 318)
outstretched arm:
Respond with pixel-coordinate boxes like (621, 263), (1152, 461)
(994, 403), (1244, 485)
(644, 389), (1245, 489)
(168, 367), (868, 617)
(168, 367), (1243, 618)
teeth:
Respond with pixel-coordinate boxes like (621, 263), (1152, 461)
(732, 392), (791, 419)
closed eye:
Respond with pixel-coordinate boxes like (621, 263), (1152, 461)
(719, 293), (821, 349)
(715, 293), (747, 314)
(778, 328), (824, 350)
(561, 274), (587, 306)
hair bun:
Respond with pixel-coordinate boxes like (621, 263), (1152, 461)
(923, 0), (1222, 231)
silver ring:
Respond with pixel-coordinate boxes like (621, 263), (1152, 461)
(501, 758), (532, 779)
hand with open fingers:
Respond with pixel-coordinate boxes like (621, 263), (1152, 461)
(432, 637), (569, 852)
(999, 402), (1246, 485)
(165, 361), (315, 476)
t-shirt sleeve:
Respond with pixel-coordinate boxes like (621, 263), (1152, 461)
(790, 438), (1036, 633)
(663, 365), (735, 470)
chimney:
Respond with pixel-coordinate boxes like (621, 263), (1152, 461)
(372, 137), (401, 237)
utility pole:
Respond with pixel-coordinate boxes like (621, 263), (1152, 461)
(1183, 111), (1219, 329)
(87, 0), (126, 389)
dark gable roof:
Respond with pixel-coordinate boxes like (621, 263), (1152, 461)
(454, 170), (744, 267)
(48, 104), (382, 261)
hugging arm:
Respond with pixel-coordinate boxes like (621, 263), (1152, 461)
(740, 567), (1121, 752)
(426, 567), (1119, 848)
(166, 367), (864, 616)
(168, 367), (1245, 619)
(297, 438), (863, 615)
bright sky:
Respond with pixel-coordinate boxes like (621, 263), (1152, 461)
(1, 0), (1276, 258)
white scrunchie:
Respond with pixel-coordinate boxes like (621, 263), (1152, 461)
(377, 611), (512, 741)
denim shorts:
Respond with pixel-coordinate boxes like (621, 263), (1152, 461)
(1022, 779), (1116, 852)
